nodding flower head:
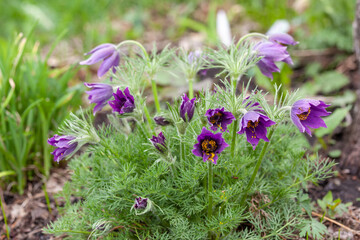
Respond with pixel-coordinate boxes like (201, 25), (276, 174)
(192, 127), (229, 164)
(84, 83), (113, 115)
(291, 99), (330, 136)
(254, 33), (298, 79)
(205, 107), (235, 132)
(80, 43), (120, 78)
(149, 132), (167, 153)
(134, 197), (148, 209)
(108, 87), (135, 114)
(180, 94), (196, 122)
(48, 135), (78, 162)
(154, 116), (171, 126)
(237, 111), (276, 150)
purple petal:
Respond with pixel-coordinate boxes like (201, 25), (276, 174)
(269, 33), (298, 46)
(97, 51), (120, 77)
(80, 46), (115, 65)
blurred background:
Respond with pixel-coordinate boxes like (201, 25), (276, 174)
(0, 0), (359, 239)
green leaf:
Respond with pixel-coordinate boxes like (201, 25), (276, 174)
(315, 106), (351, 138)
(0, 170), (16, 178)
(328, 149), (341, 158)
(299, 219), (327, 240)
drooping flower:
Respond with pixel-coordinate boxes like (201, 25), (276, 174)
(108, 87), (135, 114)
(48, 135), (78, 162)
(237, 111), (276, 150)
(84, 83), (113, 115)
(150, 132), (167, 153)
(205, 107), (235, 132)
(134, 197), (148, 209)
(154, 116), (171, 126)
(80, 43), (120, 78)
(180, 94), (196, 122)
(192, 127), (229, 164)
(268, 33), (298, 46)
(291, 99), (330, 136)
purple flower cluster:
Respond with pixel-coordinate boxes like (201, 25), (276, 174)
(80, 43), (120, 78)
(48, 135), (77, 162)
(108, 87), (135, 114)
(192, 127), (229, 164)
(255, 33), (298, 79)
(291, 99), (330, 136)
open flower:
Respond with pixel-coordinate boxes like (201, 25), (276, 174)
(180, 94), (196, 122)
(150, 132), (167, 153)
(291, 99), (330, 136)
(192, 127), (229, 164)
(84, 83), (113, 115)
(134, 197), (148, 209)
(80, 43), (120, 78)
(108, 87), (135, 114)
(205, 107), (235, 132)
(237, 111), (276, 150)
(48, 135), (78, 162)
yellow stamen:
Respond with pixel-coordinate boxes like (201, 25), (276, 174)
(297, 108), (311, 121)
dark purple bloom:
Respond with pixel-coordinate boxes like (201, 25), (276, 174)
(237, 111), (276, 150)
(291, 99), (330, 136)
(180, 94), (196, 122)
(254, 42), (291, 79)
(192, 127), (229, 164)
(134, 197), (148, 209)
(205, 107), (235, 132)
(154, 116), (171, 126)
(48, 135), (78, 162)
(80, 43), (120, 78)
(150, 132), (167, 153)
(84, 83), (113, 115)
(108, 87), (135, 114)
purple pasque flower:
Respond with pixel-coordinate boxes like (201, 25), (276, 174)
(192, 127), (229, 164)
(150, 132), (167, 153)
(237, 111), (276, 150)
(205, 107), (235, 132)
(180, 94), (196, 122)
(80, 43), (120, 78)
(108, 87), (135, 114)
(84, 83), (113, 115)
(268, 33), (298, 46)
(48, 135), (78, 162)
(291, 99), (330, 136)
(134, 197), (148, 209)
(254, 42), (291, 79)
(154, 116), (171, 126)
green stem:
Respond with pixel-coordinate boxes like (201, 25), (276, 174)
(239, 127), (276, 206)
(116, 40), (150, 61)
(188, 77), (194, 99)
(143, 104), (154, 133)
(235, 32), (268, 49)
(230, 120), (239, 159)
(42, 183), (52, 214)
(0, 193), (10, 240)
(180, 134), (185, 162)
(151, 79), (161, 113)
(207, 161), (213, 227)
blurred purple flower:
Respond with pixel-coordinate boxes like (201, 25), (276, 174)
(192, 127), (229, 164)
(237, 111), (276, 150)
(205, 107), (235, 132)
(80, 43), (120, 78)
(180, 94), (196, 122)
(291, 99), (330, 136)
(134, 197), (148, 209)
(108, 87), (135, 114)
(269, 33), (298, 46)
(48, 135), (77, 162)
(154, 116), (171, 126)
(150, 132), (167, 153)
(84, 83), (113, 115)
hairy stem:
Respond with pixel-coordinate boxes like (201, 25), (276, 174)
(207, 161), (213, 228)
(180, 135), (185, 162)
(151, 79), (161, 113)
(116, 40), (150, 61)
(230, 120), (239, 159)
(235, 32), (268, 49)
(143, 104), (155, 133)
(188, 77), (194, 99)
(239, 127), (276, 205)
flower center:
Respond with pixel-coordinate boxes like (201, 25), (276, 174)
(247, 120), (259, 129)
(201, 139), (218, 154)
(210, 112), (223, 125)
(297, 108), (311, 121)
